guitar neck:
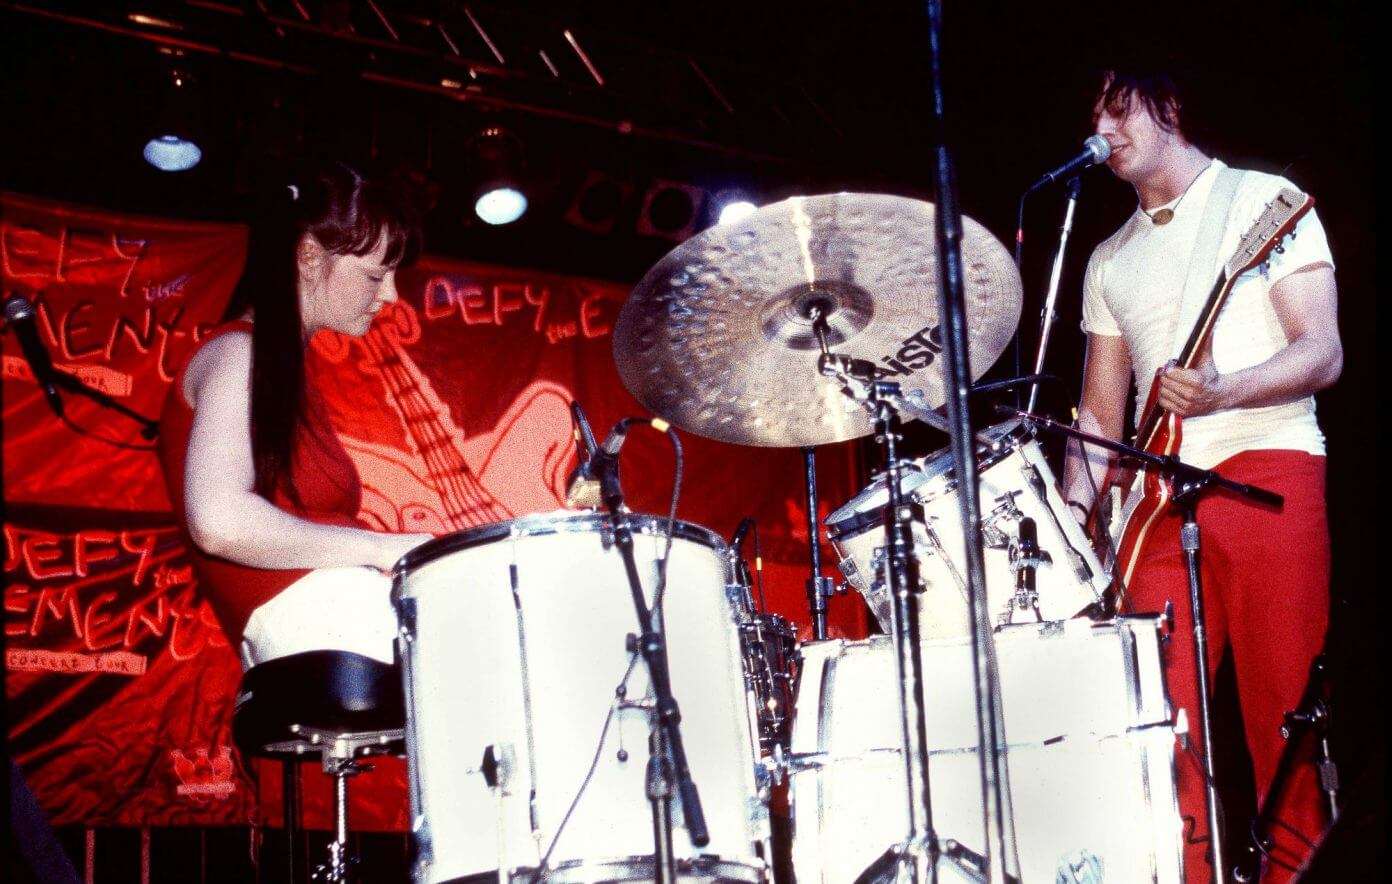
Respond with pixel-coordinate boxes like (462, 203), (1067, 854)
(1135, 270), (1230, 449)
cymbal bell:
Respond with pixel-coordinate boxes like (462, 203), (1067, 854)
(613, 192), (1022, 447)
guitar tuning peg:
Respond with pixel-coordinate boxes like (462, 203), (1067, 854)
(1274, 243), (1286, 254)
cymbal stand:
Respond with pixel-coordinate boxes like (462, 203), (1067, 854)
(803, 446), (834, 641)
(1005, 408), (1285, 884)
(817, 326), (995, 884)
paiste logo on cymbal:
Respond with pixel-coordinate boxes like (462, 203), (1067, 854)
(876, 323), (946, 378)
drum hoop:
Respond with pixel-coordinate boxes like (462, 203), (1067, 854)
(395, 511), (728, 575)
(824, 420), (1033, 542)
(529, 854), (767, 883)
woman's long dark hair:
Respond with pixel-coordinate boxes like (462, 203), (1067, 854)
(222, 160), (420, 509)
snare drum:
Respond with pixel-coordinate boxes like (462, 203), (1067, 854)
(825, 420), (1108, 638)
(788, 618), (1183, 883)
(394, 512), (769, 884)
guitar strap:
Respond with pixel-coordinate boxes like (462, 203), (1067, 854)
(1169, 165), (1245, 359)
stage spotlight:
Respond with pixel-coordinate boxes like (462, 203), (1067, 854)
(718, 200), (757, 225)
(143, 135), (202, 172)
(142, 67), (203, 172)
(475, 187), (528, 225)
(470, 127), (528, 225)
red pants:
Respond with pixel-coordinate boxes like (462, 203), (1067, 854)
(1127, 449), (1329, 883)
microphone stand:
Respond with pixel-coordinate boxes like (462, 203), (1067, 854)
(1026, 176), (1081, 414)
(923, 0), (1018, 879)
(593, 455), (709, 884)
(44, 367), (161, 439)
(1004, 408), (1285, 882)
(1232, 654), (1338, 882)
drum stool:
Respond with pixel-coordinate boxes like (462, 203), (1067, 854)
(233, 651), (406, 884)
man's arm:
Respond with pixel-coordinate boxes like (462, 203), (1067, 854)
(1156, 264), (1342, 415)
(1062, 332), (1131, 519)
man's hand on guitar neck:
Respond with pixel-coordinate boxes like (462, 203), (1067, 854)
(1156, 358), (1228, 417)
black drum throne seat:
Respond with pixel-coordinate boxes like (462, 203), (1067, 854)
(233, 650), (406, 884)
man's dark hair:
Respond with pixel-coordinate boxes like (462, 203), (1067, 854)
(1091, 55), (1216, 150)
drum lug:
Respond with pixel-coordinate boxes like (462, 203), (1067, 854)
(397, 597), (418, 636)
(760, 745), (787, 787)
(727, 582), (751, 614)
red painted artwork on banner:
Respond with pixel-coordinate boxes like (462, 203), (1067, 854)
(3, 192), (867, 832)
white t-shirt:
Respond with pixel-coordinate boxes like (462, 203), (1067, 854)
(1081, 159), (1333, 469)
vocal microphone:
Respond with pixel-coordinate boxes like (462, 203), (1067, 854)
(3, 294), (65, 418)
(1025, 135), (1112, 193)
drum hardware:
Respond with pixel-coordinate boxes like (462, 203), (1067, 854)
(610, 193), (1022, 450)
(1018, 462), (1096, 585)
(1005, 517), (1045, 625)
(803, 445), (837, 642)
(817, 339), (998, 884)
(607, 168), (1030, 882)
(827, 421), (1107, 639)
(1005, 407), (1285, 884)
(729, 518), (799, 757)
(588, 419), (711, 884)
(1231, 653), (1338, 882)
(394, 509), (767, 884)
(263, 724), (407, 884)
(790, 620), (1183, 883)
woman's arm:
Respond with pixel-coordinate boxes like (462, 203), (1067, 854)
(181, 331), (430, 571)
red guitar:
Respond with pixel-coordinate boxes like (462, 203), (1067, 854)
(1100, 188), (1314, 589)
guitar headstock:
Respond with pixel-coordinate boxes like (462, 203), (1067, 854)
(1225, 188), (1315, 279)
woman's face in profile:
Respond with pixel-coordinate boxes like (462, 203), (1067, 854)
(301, 236), (399, 338)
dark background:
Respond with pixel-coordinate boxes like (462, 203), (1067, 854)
(3, 0), (1378, 875)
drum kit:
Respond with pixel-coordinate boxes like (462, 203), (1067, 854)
(390, 193), (1186, 884)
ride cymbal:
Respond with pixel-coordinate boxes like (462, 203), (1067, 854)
(613, 192), (1022, 447)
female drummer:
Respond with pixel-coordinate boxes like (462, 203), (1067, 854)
(159, 160), (434, 668)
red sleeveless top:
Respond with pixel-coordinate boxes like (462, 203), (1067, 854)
(159, 321), (363, 644)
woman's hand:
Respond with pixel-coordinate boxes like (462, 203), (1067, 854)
(372, 532), (435, 571)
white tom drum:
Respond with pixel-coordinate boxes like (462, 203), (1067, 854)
(789, 618), (1183, 883)
(825, 421), (1109, 639)
(394, 512), (770, 884)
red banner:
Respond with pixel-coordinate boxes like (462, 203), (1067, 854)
(3, 192), (866, 830)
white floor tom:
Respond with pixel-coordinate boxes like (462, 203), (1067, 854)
(826, 420), (1108, 639)
(395, 512), (769, 884)
(789, 617), (1183, 883)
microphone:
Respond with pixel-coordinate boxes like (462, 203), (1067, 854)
(570, 401), (598, 458)
(3, 294), (64, 418)
(1010, 516), (1049, 622)
(564, 401), (601, 509)
(566, 417), (653, 509)
(1015, 518), (1040, 596)
(1026, 135), (1112, 193)
(730, 517), (755, 553)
